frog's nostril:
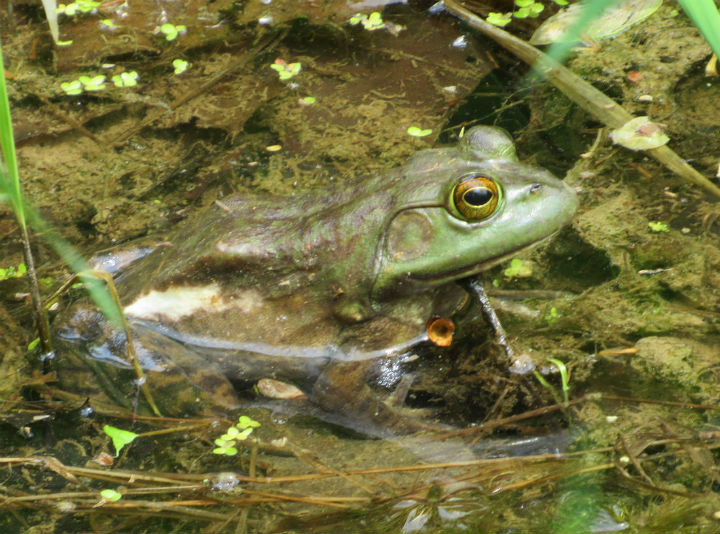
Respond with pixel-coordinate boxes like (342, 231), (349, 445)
(529, 183), (543, 194)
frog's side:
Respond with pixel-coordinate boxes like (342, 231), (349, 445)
(53, 126), (578, 431)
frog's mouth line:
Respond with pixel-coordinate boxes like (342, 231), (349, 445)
(408, 231), (559, 285)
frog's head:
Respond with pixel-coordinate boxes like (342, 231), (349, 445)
(371, 126), (578, 299)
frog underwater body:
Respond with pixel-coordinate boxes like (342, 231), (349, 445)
(52, 126), (578, 432)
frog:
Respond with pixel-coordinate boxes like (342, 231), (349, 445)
(52, 126), (578, 433)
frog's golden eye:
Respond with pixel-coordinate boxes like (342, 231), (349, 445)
(452, 176), (501, 220)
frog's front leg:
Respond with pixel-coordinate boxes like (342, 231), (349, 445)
(310, 360), (440, 435)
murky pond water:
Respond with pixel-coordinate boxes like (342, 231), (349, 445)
(2, 1), (720, 533)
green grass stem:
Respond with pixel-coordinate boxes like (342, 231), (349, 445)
(0, 42), (25, 229)
(0, 39), (121, 349)
(677, 0), (720, 58)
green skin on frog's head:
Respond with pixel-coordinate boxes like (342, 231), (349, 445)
(366, 125), (578, 311)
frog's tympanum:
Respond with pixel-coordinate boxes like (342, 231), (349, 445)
(53, 127), (578, 432)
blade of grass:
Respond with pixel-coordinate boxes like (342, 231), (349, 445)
(0, 41), (51, 351)
(677, 0), (720, 58)
(0, 46), (25, 228)
(0, 40), (121, 352)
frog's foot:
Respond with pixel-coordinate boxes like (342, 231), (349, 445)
(310, 361), (445, 435)
(384, 374), (437, 420)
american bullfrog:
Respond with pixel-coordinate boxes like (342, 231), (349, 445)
(53, 126), (578, 431)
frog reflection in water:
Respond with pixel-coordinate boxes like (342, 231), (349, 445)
(54, 126), (578, 432)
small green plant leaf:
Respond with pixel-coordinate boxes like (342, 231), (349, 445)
(61, 80), (83, 95)
(648, 221), (670, 233)
(213, 437), (238, 455)
(0, 263), (27, 280)
(103, 425), (138, 457)
(159, 23), (186, 41)
(349, 13), (366, 25)
(111, 71), (139, 88)
(610, 116), (669, 150)
(270, 59), (301, 81)
(172, 58), (189, 75)
(544, 307), (559, 325)
(78, 75), (106, 91)
(57, 1), (101, 16)
(362, 11), (385, 30)
(503, 258), (533, 279)
(56, 3), (78, 16)
(528, 3), (545, 16)
(100, 489), (122, 501)
(407, 126), (432, 137)
(548, 358), (570, 405)
(237, 415), (261, 430)
(28, 337), (40, 351)
(487, 12), (512, 26)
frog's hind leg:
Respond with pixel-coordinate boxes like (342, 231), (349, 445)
(310, 360), (442, 435)
(55, 315), (240, 417)
(131, 324), (241, 416)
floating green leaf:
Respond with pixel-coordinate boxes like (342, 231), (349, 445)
(103, 425), (138, 457)
(56, 0), (101, 16)
(237, 415), (261, 430)
(648, 221), (670, 233)
(159, 23), (186, 41)
(0, 262), (26, 280)
(100, 489), (122, 501)
(78, 75), (106, 91)
(610, 116), (669, 151)
(270, 59), (301, 81)
(363, 11), (385, 30)
(349, 13), (366, 25)
(99, 18), (118, 30)
(60, 80), (83, 95)
(111, 71), (138, 88)
(503, 258), (534, 279)
(407, 126), (433, 137)
(213, 437), (238, 456)
(172, 58), (189, 75)
(487, 12), (513, 26)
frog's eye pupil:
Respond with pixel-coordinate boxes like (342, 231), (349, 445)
(463, 187), (492, 207)
(452, 175), (501, 220)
